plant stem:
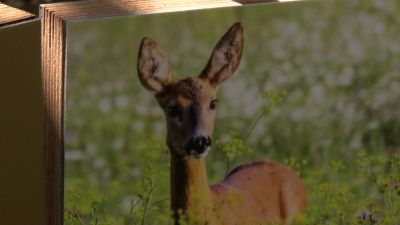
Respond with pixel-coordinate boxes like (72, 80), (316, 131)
(149, 197), (170, 207)
(225, 157), (231, 176)
(243, 109), (266, 143)
(129, 198), (140, 216)
(70, 210), (86, 225)
(140, 185), (155, 225)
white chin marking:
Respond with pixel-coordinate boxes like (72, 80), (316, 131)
(190, 148), (210, 159)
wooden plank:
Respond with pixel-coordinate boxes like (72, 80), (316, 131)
(41, 6), (66, 225)
(0, 3), (35, 26)
(40, 0), (246, 20)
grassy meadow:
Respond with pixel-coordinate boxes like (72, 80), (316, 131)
(65, 0), (400, 224)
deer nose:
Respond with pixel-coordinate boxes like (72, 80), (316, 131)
(186, 136), (211, 155)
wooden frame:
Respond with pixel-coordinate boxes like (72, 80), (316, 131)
(0, 3), (35, 27)
(39, 0), (301, 224)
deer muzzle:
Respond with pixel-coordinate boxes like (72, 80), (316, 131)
(184, 136), (212, 158)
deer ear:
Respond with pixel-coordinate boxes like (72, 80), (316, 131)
(199, 23), (244, 86)
(137, 38), (175, 93)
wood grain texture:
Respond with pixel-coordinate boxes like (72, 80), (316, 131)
(0, 3), (35, 26)
(40, 0), (247, 20)
(39, 1), (273, 224)
(41, 6), (65, 225)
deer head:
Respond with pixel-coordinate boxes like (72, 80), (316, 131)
(137, 23), (243, 158)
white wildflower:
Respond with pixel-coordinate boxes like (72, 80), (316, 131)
(93, 157), (106, 169)
(99, 98), (112, 113)
(65, 150), (84, 161)
(115, 95), (130, 109)
(111, 138), (124, 151)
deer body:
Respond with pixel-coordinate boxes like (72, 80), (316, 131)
(137, 23), (306, 225)
(170, 153), (305, 225)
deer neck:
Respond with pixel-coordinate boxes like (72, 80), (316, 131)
(170, 151), (213, 222)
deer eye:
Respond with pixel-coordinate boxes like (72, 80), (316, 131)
(167, 105), (182, 118)
(210, 99), (218, 110)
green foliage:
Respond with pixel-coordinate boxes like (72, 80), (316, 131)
(284, 157), (307, 177)
(65, 137), (171, 225)
(219, 131), (253, 159)
(64, 179), (125, 225)
(217, 131), (253, 173)
(263, 88), (288, 113)
(295, 152), (400, 225)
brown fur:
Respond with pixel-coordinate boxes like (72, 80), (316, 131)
(169, 156), (306, 225)
(137, 23), (307, 225)
(212, 161), (307, 225)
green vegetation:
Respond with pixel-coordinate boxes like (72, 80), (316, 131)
(65, 0), (400, 224)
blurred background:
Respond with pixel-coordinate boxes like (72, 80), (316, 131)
(65, 0), (400, 224)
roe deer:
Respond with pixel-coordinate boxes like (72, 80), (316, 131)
(137, 23), (306, 225)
